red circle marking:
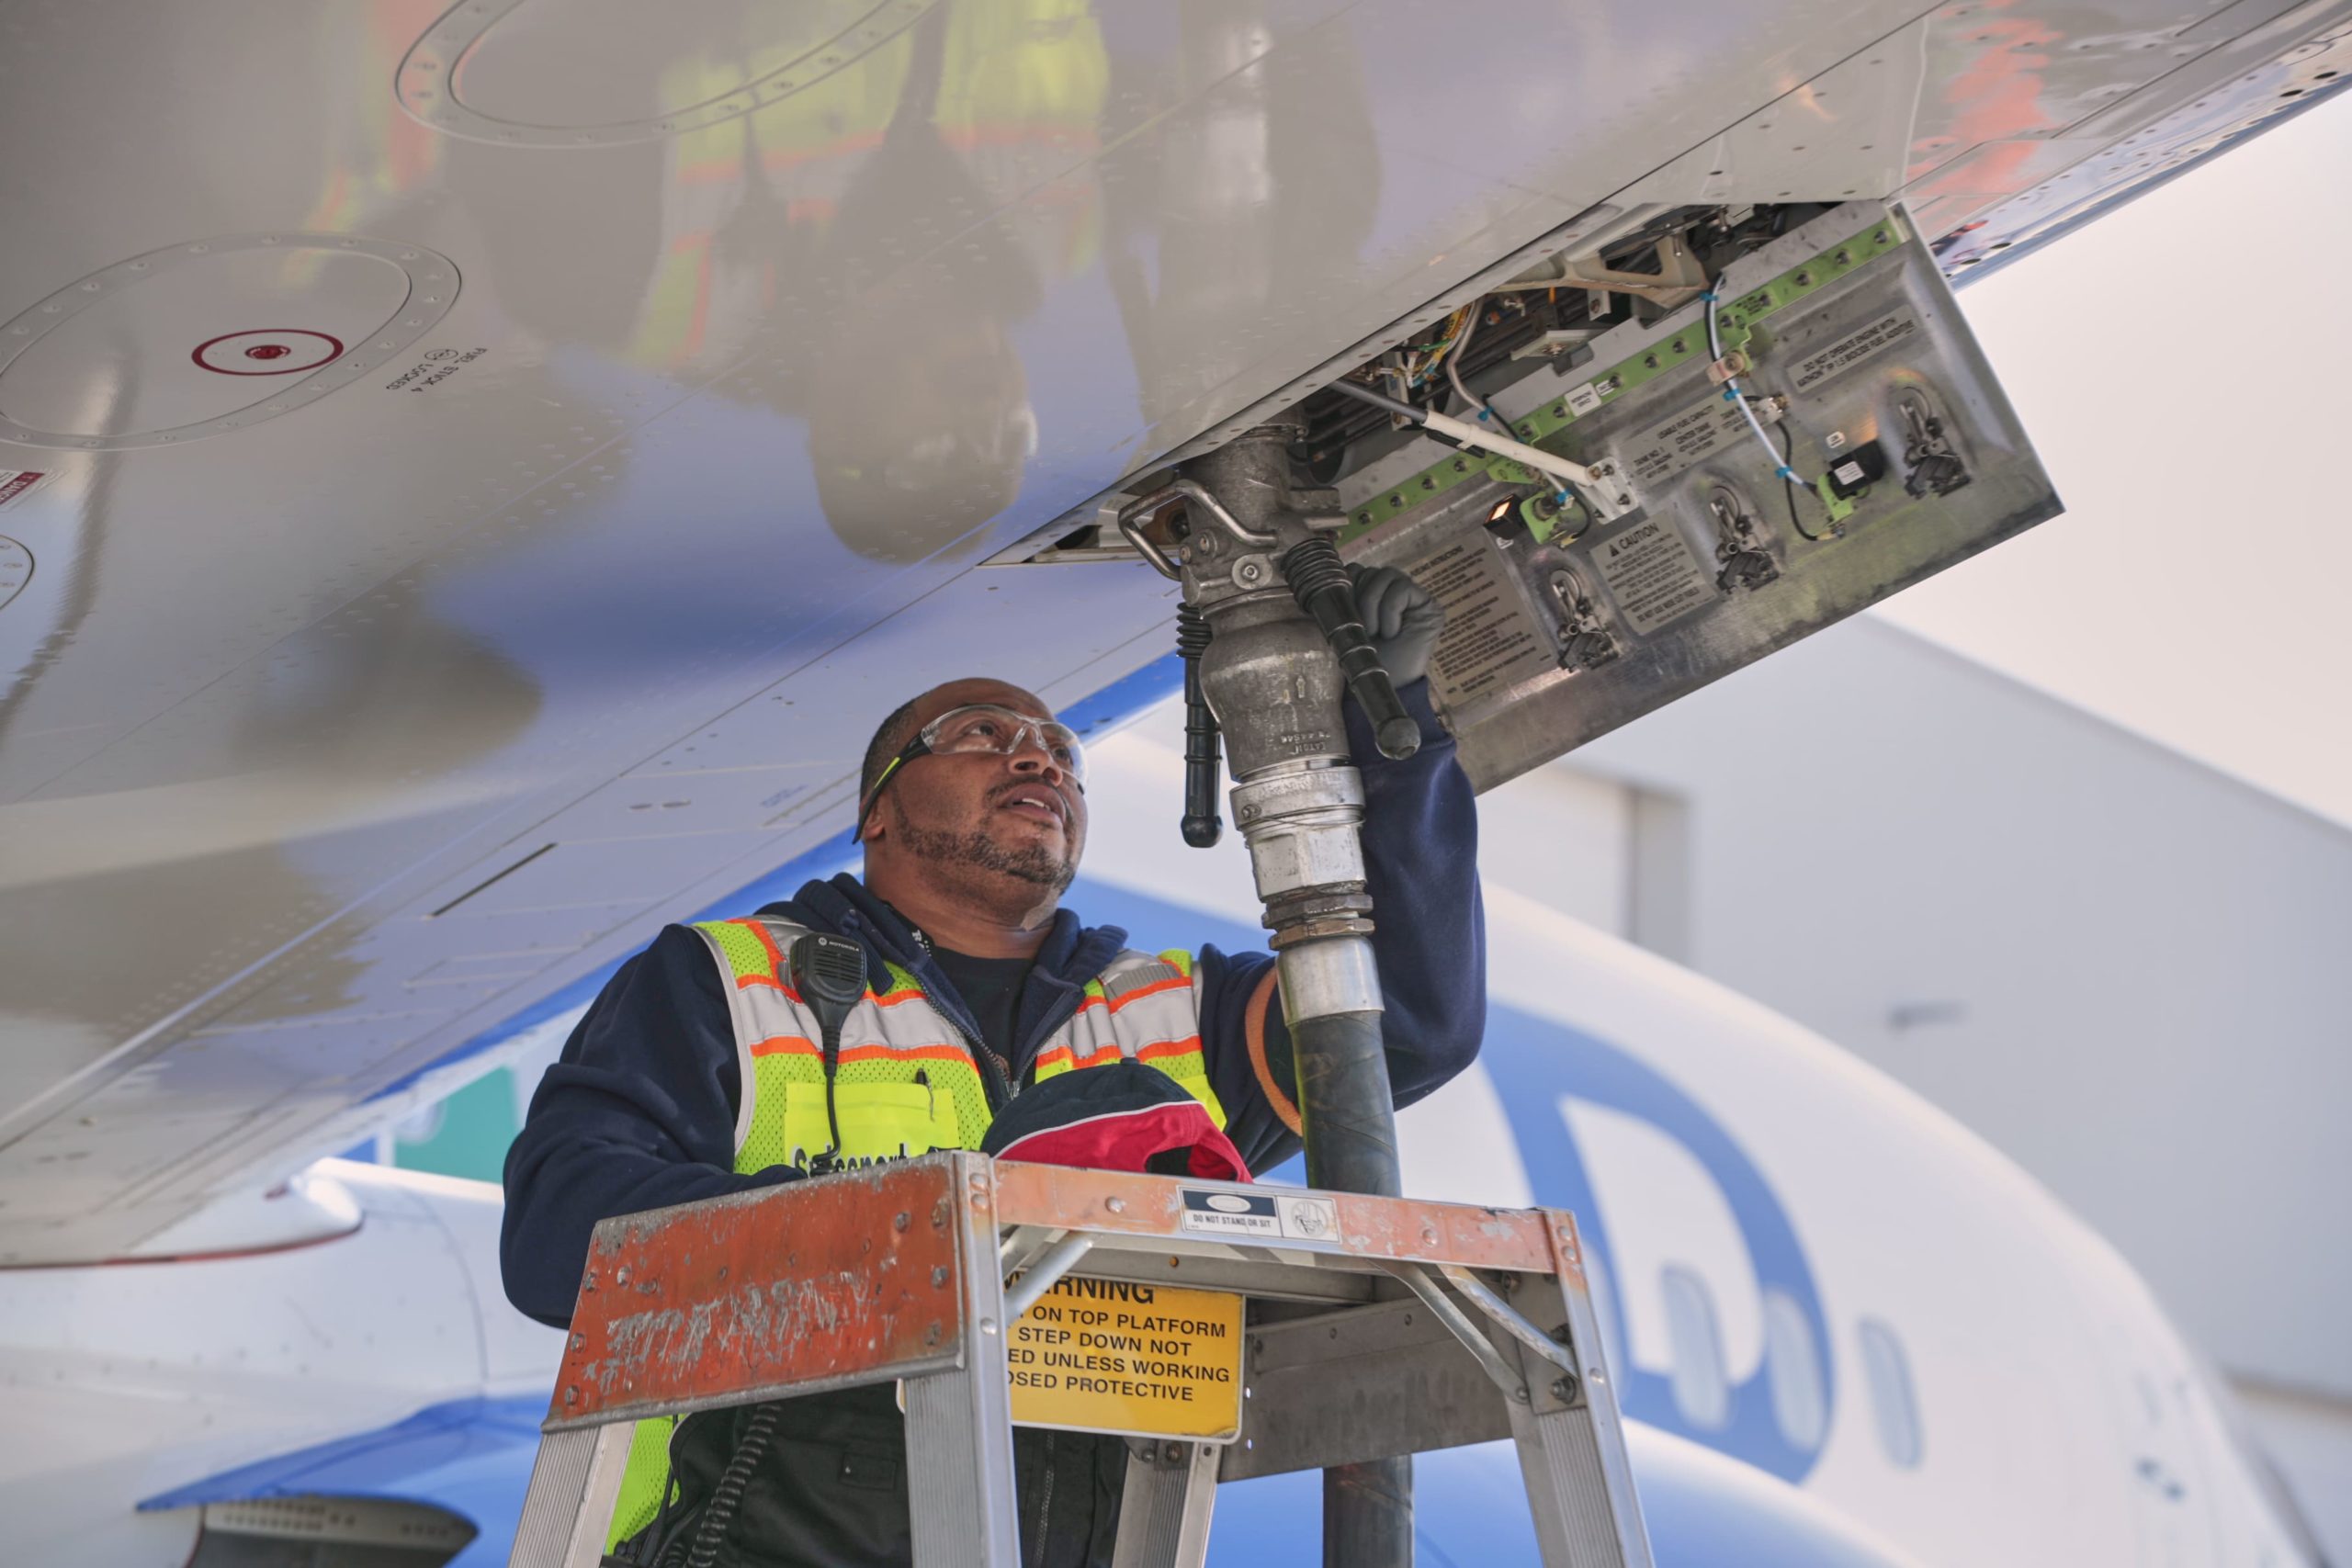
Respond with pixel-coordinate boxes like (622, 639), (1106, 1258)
(191, 330), (345, 377)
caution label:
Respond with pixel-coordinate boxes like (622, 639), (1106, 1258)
(1589, 518), (1713, 635)
(1789, 309), (1919, 393)
(1008, 1277), (1244, 1440)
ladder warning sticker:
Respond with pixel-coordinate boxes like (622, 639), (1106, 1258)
(1179, 1189), (1279, 1235)
(1174, 1188), (1340, 1241)
(1589, 518), (1713, 635)
(1009, 1277), (1244, 1440)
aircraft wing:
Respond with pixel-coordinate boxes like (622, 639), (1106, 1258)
(4, 0), (2346, 1264)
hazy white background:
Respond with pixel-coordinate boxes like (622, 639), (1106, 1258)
(1876, 91), (2352, 829)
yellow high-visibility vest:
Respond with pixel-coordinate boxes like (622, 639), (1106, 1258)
(605, 912), (1220, 1550)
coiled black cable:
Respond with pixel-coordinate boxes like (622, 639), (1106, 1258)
(651, 1404), (781, 1568)
(1175, 604), (1222, 848)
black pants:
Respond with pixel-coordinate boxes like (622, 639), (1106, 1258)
(619, 1384), (1128, 1568)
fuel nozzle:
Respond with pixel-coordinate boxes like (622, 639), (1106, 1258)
(789, 931), (867, 1170)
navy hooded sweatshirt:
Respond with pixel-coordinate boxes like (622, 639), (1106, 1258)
(502, 679), (1484, 1326)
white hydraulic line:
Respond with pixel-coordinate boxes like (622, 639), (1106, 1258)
(1417, 406), (1600, 490)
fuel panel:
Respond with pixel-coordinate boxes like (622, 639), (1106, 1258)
(1336, 203), (2059, 791)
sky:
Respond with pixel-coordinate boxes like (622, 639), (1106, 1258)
(1871, 89), (2352, 830)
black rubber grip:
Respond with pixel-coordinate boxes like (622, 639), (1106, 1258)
(1176, 604), (1223, 847)
(1280, 536), (1420, 761)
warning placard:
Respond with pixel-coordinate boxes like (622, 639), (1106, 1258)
(1008, 1277), (1244, 1440)
(1789, 308), (1919, 393)
(1410, 536), (1556, 709)
(1589, 518), (1714, 635)
(1623, 399), (1747, 487)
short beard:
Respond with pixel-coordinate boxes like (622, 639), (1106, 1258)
(891, 813), (1076, 908)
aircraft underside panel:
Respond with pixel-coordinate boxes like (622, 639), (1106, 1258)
(0, 0), (2346, 1260)
(1339, 203), (2058, 791)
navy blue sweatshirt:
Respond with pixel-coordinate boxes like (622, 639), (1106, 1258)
(502, 680), (1484, 1326)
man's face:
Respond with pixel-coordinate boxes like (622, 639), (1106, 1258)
(870, 679), (1088, 894)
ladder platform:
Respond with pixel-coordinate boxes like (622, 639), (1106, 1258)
(513, 1151), (1651, 1567)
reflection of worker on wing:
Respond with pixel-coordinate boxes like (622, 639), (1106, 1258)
(610, 0), (1108, 560)
(502, 569), (1470, 1564)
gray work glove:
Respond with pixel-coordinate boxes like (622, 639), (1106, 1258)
(1346, 563), (1445, 687)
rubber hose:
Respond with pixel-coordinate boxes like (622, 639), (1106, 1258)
(1288, 1006), (1402, 1200)
(1326, 1456), (1416, 1568)
(1291, 1003), (1412, 1564)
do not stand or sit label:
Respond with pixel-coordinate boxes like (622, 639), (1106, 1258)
(1008, 1277), (1244, 1441)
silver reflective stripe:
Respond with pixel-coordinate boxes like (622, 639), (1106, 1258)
(1102, 960), (1184, 1000)
(688, 917), (812, 1159)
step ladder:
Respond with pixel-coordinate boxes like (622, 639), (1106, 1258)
(508, 1151), (1652, 1567)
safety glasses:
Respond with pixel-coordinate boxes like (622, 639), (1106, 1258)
(853, 705), (1086, 844)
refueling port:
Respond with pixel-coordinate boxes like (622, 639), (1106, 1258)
(1706, 485), (1778, 592)
(1894, 387), (1970, 498)
(1545, 563), (1619, 672)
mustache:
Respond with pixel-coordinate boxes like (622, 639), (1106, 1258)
(985, 779), (1074, 816)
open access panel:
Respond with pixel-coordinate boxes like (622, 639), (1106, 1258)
(1332, 201), (2059, 790)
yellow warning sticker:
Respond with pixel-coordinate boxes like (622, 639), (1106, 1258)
(1007, 1277), (1245, 1441)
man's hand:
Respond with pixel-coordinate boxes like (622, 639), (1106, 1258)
(1346, 563), (1445, 686)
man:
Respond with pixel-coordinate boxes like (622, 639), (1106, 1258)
(502, 566), (1483, 1567)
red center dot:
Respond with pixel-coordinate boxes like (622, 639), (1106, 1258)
(244, 344), (290, 360)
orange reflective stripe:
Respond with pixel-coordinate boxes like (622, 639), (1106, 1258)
(1134, 1036), (1204, 1065)
(1074, 971), (1193, 1015)
(872, 988), (931, 1009)
(1035, 1043), (1123, 1074)
(733, 919), (803, 998)
(1108, 973), (1193, 1012)
(750, 1034), (819, 1059)
(757, 1038), (976, 1068)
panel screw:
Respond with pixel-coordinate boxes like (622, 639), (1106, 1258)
(895, 1211), (911, 1232)
(1105, 1197), (1126, 1213)
(562, 1386), (579, 1405)
(933, 1266), (951, 1288)
(1551, 1376), (1579, 1403)
(1510, 1385), (1531, 1404)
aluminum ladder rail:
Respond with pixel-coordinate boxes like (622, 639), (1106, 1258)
(508, 1151), (1652, 1568)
